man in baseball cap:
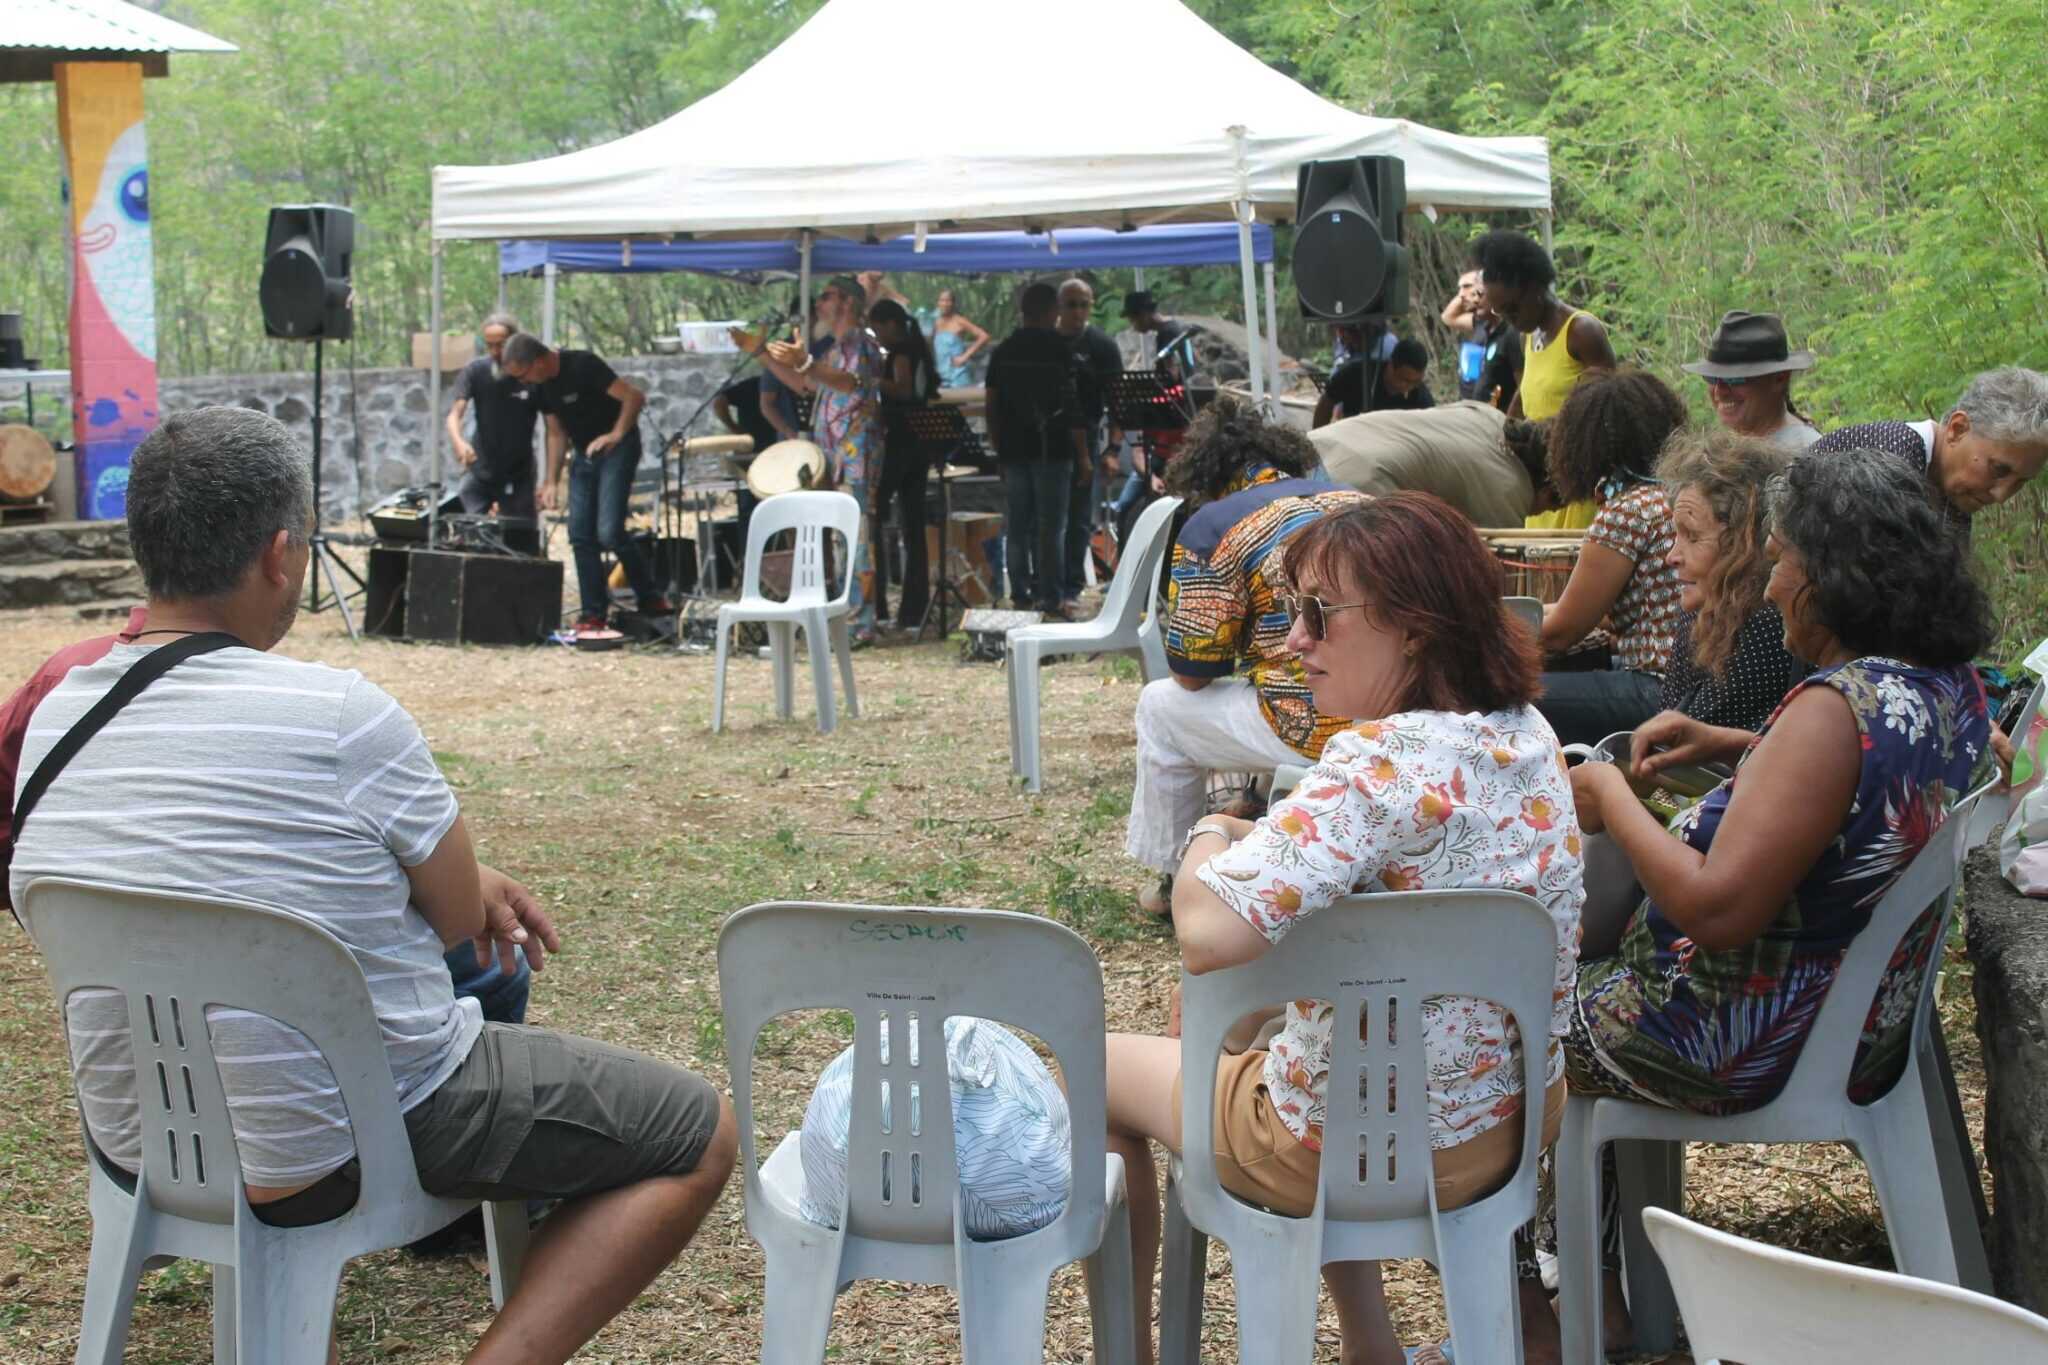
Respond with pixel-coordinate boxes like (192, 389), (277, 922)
(1681, 310), (1819, 450)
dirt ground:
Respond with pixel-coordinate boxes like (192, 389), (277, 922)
(0, 586), (1993, 1363)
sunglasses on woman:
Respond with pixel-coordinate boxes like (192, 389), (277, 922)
(1278, 592), (1369, 642)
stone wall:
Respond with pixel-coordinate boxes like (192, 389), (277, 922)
(159, 354), (736, 525)
(1965, 843), (2048, 1312)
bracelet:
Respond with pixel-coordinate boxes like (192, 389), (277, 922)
(796, 354), (815, 374)
(1176, 819), (1233, 865)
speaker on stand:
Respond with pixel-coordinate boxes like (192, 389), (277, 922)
(261, 203), (363, 641)
(1294, 157), (1410, 403)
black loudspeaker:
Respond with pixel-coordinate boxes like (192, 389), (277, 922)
(260, 204), (354, 341)
(365, 547), (562, 645)
(1293, 157), (1408, 322)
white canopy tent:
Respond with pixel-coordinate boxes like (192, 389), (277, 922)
(425, 0), (1550, 477)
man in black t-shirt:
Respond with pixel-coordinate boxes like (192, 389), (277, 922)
(500, 333), (670, 631)
(986, 282), (1089, 615)
(1121, 289), (1199, 381)
(444, 313), (540, 519)
(1055, 279), (1124, 610)
(1311, 336), (1437, 428)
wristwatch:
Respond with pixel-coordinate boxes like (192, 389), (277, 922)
(1176, 819), (1234, 864)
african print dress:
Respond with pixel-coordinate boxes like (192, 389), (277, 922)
(1568, 657), (1989, 1114)
(812, 331), (883, 637)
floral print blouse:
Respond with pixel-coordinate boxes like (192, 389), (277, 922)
(1196, 708), (1585, 1151)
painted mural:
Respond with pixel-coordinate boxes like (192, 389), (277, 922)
(56, 62), (160, 520)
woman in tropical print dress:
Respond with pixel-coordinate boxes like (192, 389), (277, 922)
(1529, 447), (1994, 1362)
(1099, 494), (1584, 1365)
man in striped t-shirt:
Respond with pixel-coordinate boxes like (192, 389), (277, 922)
(10, 407), (734, 1365)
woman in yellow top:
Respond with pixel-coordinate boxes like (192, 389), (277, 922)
(1473, 229), (1619, 528)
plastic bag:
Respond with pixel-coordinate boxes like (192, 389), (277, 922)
(798, 1015), (1071, 1240)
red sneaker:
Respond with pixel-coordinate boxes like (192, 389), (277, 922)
(572, 612), (608, 635)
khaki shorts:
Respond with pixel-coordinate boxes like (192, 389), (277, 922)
(256, 1023), (723, 1226)
(1178, 1049), (1566, 1218)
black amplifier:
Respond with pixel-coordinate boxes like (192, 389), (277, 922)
(366, 547), (562, 645)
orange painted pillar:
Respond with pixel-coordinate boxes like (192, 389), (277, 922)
(55, 61), (160, 519)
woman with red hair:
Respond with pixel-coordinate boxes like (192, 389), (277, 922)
(1099, 492), (1586, 1365)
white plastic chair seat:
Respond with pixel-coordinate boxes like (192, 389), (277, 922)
(718, 902), (1137, 1365)
(23, 878), (527, 1365)
(1642, 1207), (2048, 1362)
(712, 490), (863, 736)
(1556, 799), (1992, 1361)
(1007, 494), (1182, 792)
(1158, 889), (1562, 1365)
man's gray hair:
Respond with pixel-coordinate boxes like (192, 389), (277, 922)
(481, 310), (521, 335)
(127, 407), (312, 600)
(1953, 366), (2048, 447)
(501, 332), (551, 368)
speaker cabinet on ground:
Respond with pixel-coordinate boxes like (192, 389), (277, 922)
(1294, 157), (1409, 322)
(366, 547), (562, 645)
(261, 204), (355, 341)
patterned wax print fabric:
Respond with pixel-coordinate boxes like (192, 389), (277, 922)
(1164, 465), (1368, 758)
(1585, 482), (1682, 675)
(1195, 708), (1585, 1151)
(1570, 657), (1989, 1116)
(798, 1016), (1072, 1241)
(810, 330), (882, 633)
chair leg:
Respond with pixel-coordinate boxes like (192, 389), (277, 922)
(1555, 1099), (1608, 1365)
(757, 1250), (840, 1365)
(1614, 1139), (1683, 1355)
(1138, 620), (1168, 684)
(1917, 1023), (1994, 1292)
(768, 621), (797, 721)
(233, 1248), (348, 1365)
(1085, 1183), (1139, 1365)
(711, 615), (732, 733)
(806, 613), (837, 736)
(1434, 1211), (1523, 1365)
(957, 1254), (1054, 1365)
(832, 615), (860, 719)
(212, 1263), (237, 1365)
(1005, 643), (1023, 777)
(482, 1199), (529, 1310)
(1862, 1066), (1973, 1287)
(1157, 1173), (1207, 1365)
(1014, 641), (1044, 793)
(73, 1210), (150, 1365)
(1224, 1232), (1322, 1365)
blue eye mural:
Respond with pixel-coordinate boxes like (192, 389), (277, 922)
(120, 168), (149, 224)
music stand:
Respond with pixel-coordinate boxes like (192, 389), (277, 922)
(898, 403), (988, 639)
(1106, 369), (1192, 511)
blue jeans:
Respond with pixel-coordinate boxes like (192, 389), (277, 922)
(1001, 457), (1072, 611)
(444, 942), (531, 1024)
(1536, 668), (1663, 748)
(567, 431), (661, 617)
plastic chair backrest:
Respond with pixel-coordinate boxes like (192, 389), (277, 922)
(1179, 890), (1558, 1227)
(1642, 1207), (2048, 1361)
(718, 902), (1108, 1248)
(1503, 596), (1542, 633)
(1096, 496), (1182, 628)
(20, 878), (415, 1228)
(1771, 797), (1973, 1105)
(740, 491), (863, 609)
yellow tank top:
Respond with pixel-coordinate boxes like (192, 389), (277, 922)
(1524, 499), (1598, 530)
(1519, 308), (1598, 421)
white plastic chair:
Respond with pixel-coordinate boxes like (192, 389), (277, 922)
(711, 490), (864, 736)
(1503, 595), (1543, 633)
(1640, 1207), (2048, 1362)
(1556, 798), (1991, 1361)
(717, 901), (1136, 1365)
(21, 877), (528, 1365)
(1007, 494), (1182, 792)
(1158, 889), (1562, 1364)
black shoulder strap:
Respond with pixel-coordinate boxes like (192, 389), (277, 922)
(14, 631), (243, 836)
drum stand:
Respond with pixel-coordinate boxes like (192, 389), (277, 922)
(900, 404), (988, 640)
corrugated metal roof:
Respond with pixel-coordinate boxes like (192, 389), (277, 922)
(0, 0), (237, 55)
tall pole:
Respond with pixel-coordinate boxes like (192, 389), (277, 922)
(1235, 201), (1266, 404)
(541, 261), (557, 345)
(798, 230), (813, 341)
(428, 239), (444, 549)
(1263, 258), (1282, 399)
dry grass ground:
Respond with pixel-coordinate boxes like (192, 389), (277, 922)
(0, 593), (1993, 1362)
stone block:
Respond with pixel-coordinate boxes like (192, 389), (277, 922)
(1966, 843), (2048, 1312)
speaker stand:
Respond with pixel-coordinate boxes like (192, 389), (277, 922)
(303, 337), (363, 641)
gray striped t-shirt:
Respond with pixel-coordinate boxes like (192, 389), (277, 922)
(10, 642), (478, 1186)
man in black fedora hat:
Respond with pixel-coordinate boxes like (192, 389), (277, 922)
(1681, 310), (1819, 450)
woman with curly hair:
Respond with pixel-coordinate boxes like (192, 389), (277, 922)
(1125, 398), (1367, 917)
(1531, 449), (1994, 1360)
(1654, 429), (1805, 731)
(1533, 368), (1692, 745)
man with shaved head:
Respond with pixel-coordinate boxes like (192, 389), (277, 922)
(1055, 278), (1125, 611)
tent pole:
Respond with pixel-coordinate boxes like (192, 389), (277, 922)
(495, 256), (508, 314)
(799, 230), (813, 341)
(1262, 258), (1282, 397)
(1540, 209), (1554, 254)
(1234, 201), (1266, 404)
(541, 262), (558, 345)
(1133, 266), (1154, 368)
(429, 239), (444, 546)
